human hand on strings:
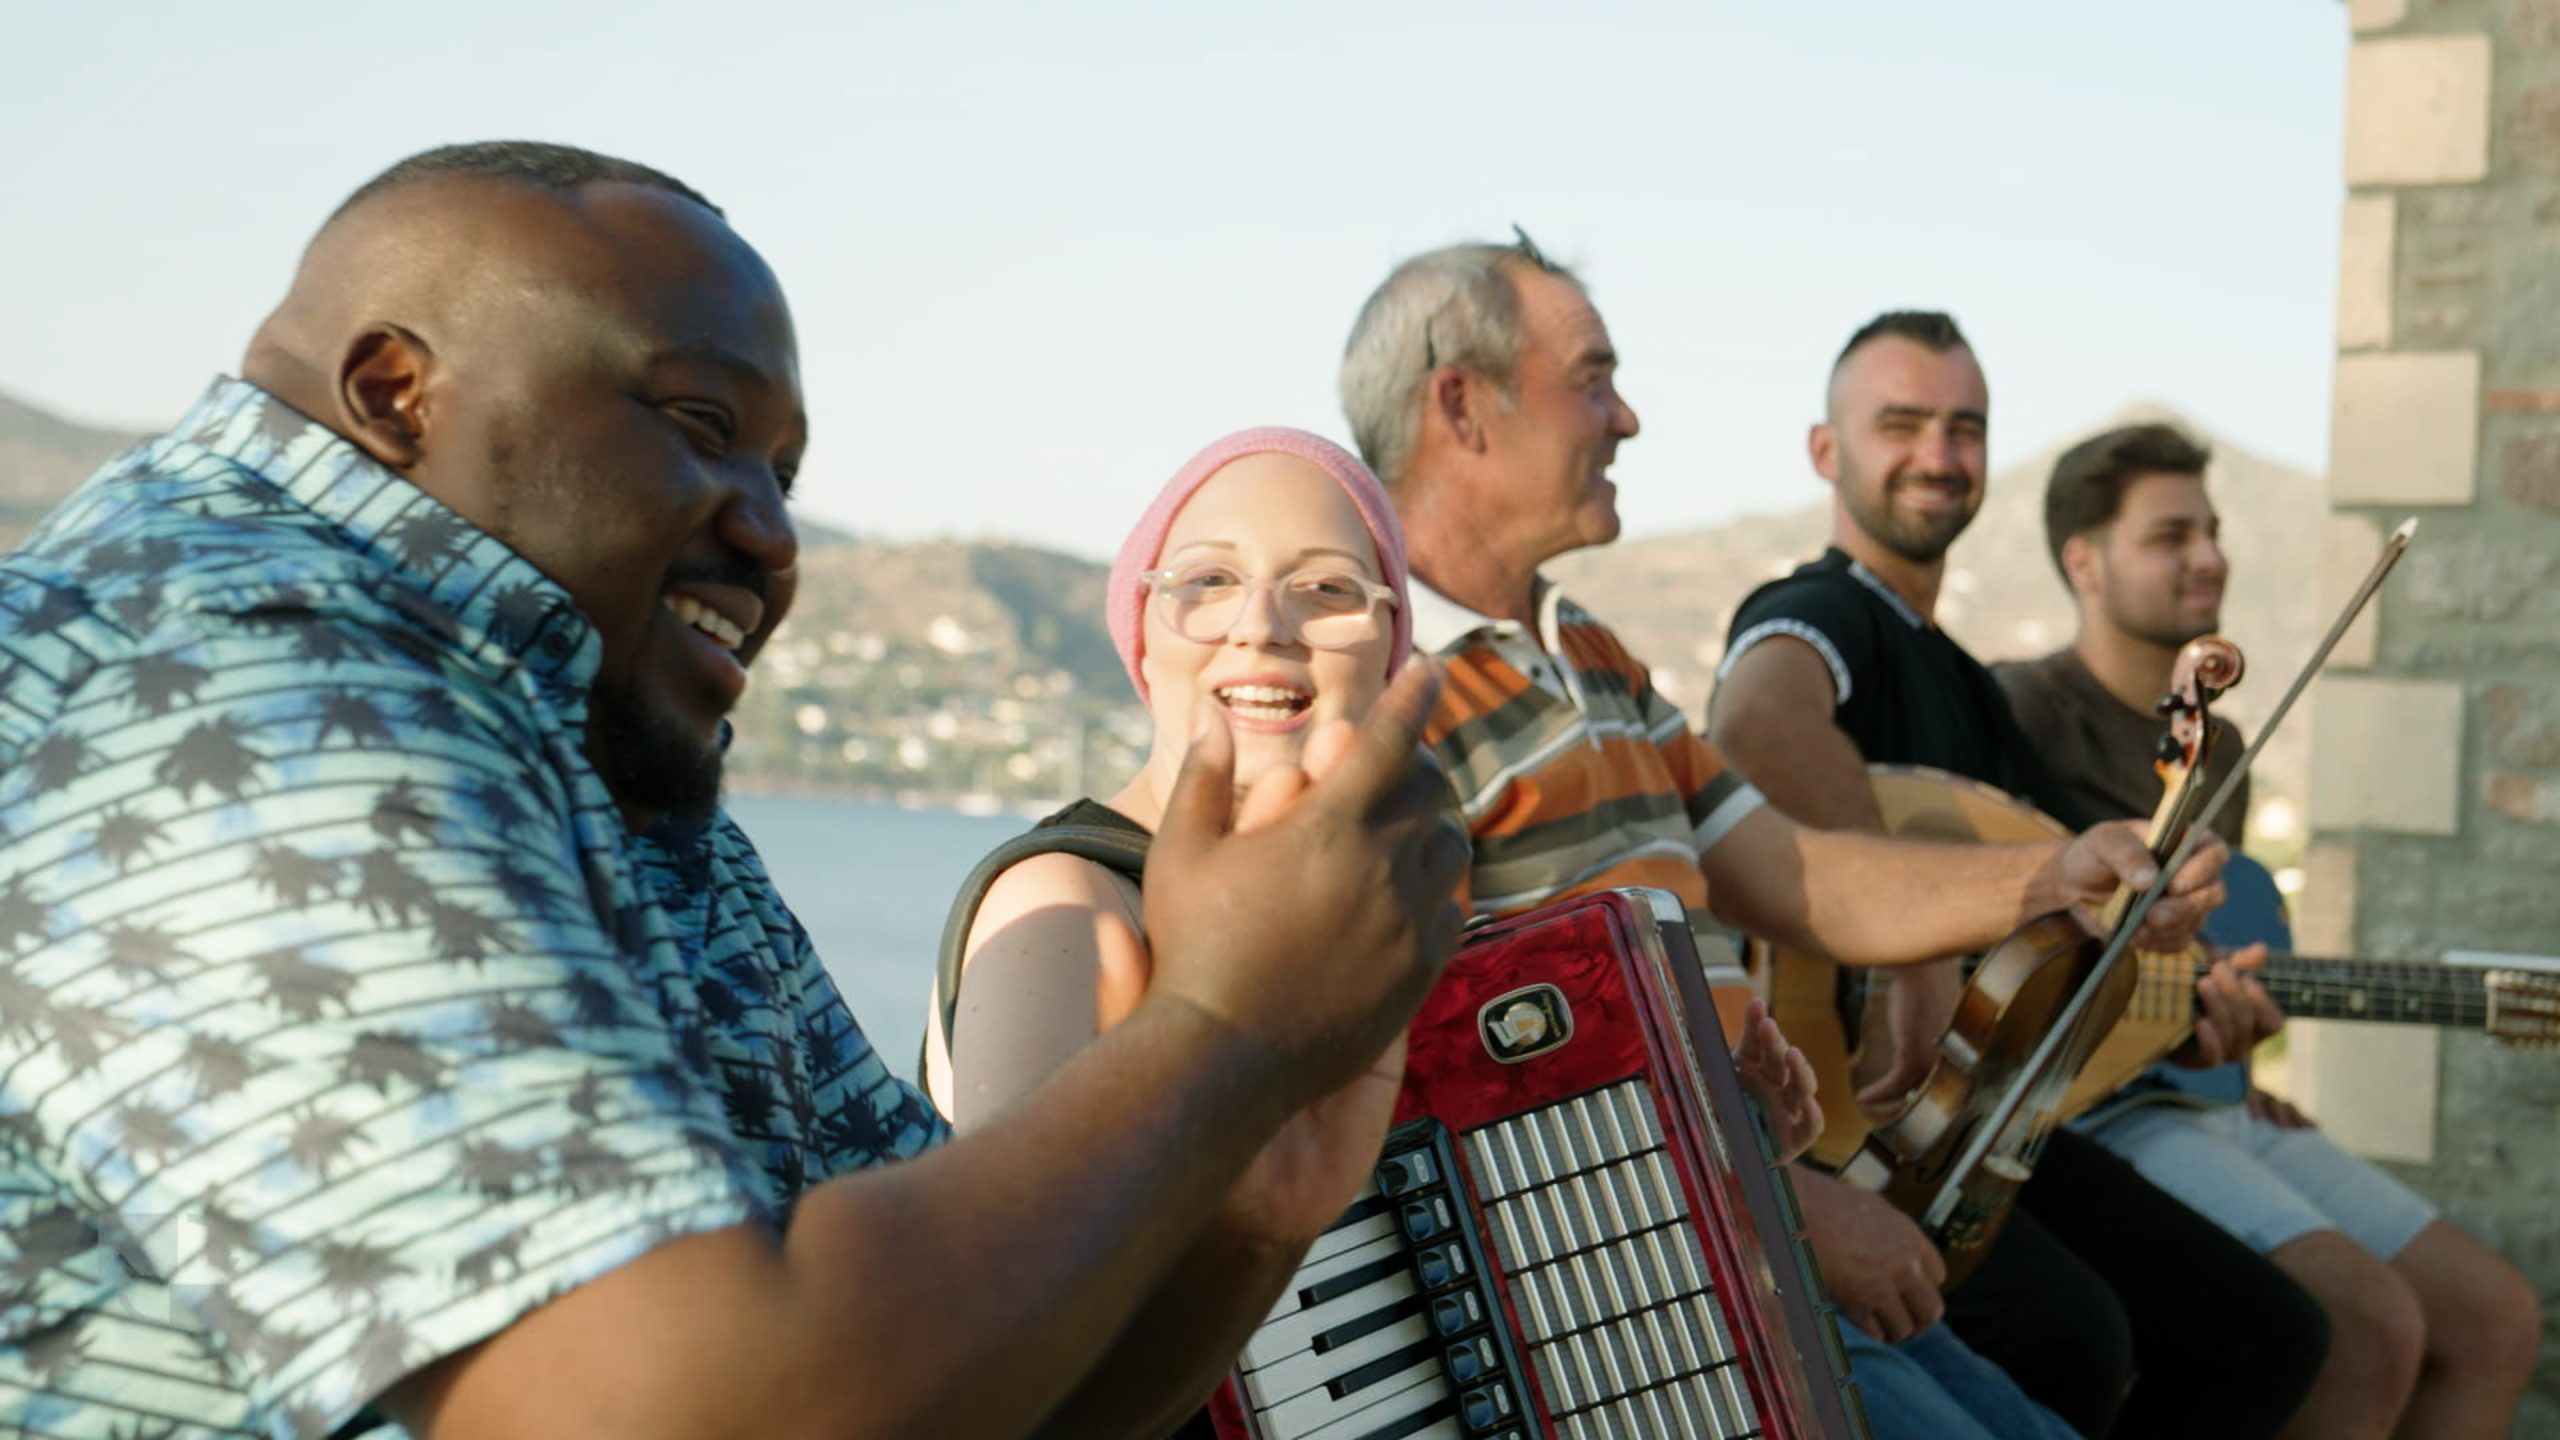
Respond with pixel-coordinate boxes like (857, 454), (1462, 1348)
(2177, 942), (2285, 1068)
(1733, 997), (1823, 1164)
(2051, 822), (2229, 950)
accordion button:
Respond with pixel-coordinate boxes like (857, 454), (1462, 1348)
(1431, 1291), (1483, 1335)
(1445, 1335), (1495, 1381)
(1460, 1381), (1514, 1428)
(1416, 1243), (1471, 1288)
(1401, 1197), (1452, 1241)
(1377, 1150), (1439, 1194)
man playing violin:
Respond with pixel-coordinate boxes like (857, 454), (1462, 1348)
(1995, 423), (2543, 1440)
(1707, 311), (2330, 1438)
(1342, 243), (2235, 1440)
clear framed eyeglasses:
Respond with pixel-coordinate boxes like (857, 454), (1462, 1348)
(1141, 564), (1398, 651)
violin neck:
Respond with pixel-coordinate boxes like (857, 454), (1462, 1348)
(2097, 762), (2195, 934)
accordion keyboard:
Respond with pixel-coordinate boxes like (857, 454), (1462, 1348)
(1237, 1124), (1526, 1440)
(1234, 1079), (1767, 1440)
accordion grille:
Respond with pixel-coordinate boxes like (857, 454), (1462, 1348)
(1466, 1079), (1765, 1440)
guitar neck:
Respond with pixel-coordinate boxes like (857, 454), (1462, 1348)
(2247, 955), (2491, 1029)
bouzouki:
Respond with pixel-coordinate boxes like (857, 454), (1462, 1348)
(2066, 945), (2560, 1116)
(1762, 770), (2560, 1161)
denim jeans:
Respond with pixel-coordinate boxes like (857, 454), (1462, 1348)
(1841, 1321), (2084, 1440)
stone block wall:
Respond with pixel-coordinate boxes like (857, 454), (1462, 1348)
(2295, 0), (2560, 1427)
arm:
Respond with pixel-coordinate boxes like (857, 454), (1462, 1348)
(945, 854), (1144, 1129)
(399, 1001), (1290, 1440)
(941, 854), (1318, 1433)
(1709, 637), (1962, 1105)
(1707, 635), (1889, 834)
(1700, 804), (2222, 966)
(396, 664), (1469, 1440)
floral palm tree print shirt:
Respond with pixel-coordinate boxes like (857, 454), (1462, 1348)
(0, 379), (948, 1438)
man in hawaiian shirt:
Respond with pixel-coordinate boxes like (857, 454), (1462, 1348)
(0, 142), (1462, 1439)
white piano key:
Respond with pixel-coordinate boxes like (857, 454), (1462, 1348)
(1241, 1311), (1434, 1414)
(1258, 1355), (1445, 1440)
(1305, 1207), (1399, 1268)
(1258, 1218), (1405, 1326)
(1241, 1262), (1421, 1370)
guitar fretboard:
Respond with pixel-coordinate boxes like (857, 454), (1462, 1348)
(2242, 957), (2487, 1028)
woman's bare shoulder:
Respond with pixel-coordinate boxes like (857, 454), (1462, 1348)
(962, 851), (1146, 968)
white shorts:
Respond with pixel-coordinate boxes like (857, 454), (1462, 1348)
(2084, 1100), (2439, 1260)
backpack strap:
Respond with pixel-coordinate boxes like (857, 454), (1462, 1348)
(924, 823), (1152, 1086)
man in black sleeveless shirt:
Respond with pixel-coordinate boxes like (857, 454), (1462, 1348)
(1707, 311), (2328, 1438)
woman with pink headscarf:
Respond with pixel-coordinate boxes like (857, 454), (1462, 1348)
(925, 426), (1412, 1123)
(921, 427), (1818, 1438)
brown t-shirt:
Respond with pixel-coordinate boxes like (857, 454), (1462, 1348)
(1993, 647), (2251, 849)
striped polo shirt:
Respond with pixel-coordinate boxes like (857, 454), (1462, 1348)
(1414, 581), (1763, 923)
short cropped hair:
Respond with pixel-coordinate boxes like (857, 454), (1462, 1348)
(330, 140), (721, 224)
(1339, 232), (1578, 487)
(2042, 422), (2214, 579)
(1833, 310), (1969, 371)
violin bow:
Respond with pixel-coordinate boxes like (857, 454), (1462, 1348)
(1921, 516), (2418, 1230)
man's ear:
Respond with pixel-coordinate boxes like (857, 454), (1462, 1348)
(1428, 367), (1488, 454)
(337, 325), (434, 471)
(1807, 421), (1839, 484)
(2060, 531), (2103, 600)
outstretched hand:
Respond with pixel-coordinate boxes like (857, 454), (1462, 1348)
(1215, 713), (1415, 1245)
(1127, 665), (1466, 1240)
(1733, 997), (1822, 1164)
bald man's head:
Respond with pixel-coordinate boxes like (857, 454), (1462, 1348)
(328, 140), (722, 226)
(243, 142), (806, 827)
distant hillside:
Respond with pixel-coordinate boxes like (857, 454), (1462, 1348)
(1550, 403), (2324, 844)
(0, 388), (2326, 823)
(0, 392), (147, 543)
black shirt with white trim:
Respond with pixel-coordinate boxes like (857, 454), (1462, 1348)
(1720, 547), (2088, 827)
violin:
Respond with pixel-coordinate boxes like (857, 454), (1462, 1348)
(1836, 636), (2244, 1285)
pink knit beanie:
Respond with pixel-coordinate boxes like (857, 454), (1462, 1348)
(1108, 427), (1412, 702)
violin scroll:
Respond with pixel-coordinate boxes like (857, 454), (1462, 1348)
(2177, 636), (2244, 698)
(2152, 635), (2245, 773)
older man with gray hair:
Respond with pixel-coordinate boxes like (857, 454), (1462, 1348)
(1337, 233), (2255, 1440)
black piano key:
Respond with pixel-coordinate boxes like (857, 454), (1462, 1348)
(1348, 1394), (1460, 1440)
(1313, 1292), (1425, 1354)
(1324, 1337), (1436, 1400)
(1301, 1252), (1408, 1307)
(1327, 1190), (1394, 1233)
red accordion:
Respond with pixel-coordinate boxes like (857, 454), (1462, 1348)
(1211, 888), (1868, 1440)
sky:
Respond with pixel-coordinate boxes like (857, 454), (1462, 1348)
(4, 1), (2349, 561)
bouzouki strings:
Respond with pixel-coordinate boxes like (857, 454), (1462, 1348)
(1922, 516), (2418, 1229)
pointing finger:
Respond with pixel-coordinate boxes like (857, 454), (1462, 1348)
(1304, 658), (1445, 823)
